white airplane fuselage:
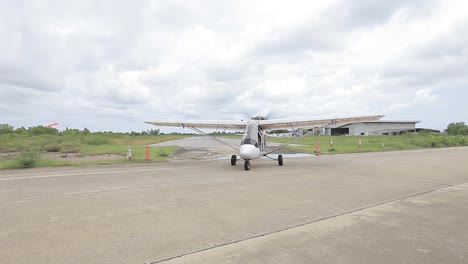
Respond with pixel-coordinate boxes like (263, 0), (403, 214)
(239, 120), (264, 160)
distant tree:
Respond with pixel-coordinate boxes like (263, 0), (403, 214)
(0, 123), (14, 134)
(61, 128), (82, 136)
(15, 127), (27, 134)
(28, 126), (59, 135)
(147, 128), (160, 135)
(82, 128), (90, 135)
(445, 122), (468, 135)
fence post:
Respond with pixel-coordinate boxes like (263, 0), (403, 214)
(127, 145), (132, 160)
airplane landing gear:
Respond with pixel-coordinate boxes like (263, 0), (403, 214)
(278, 155), (283, 166)
(231, 155), (237, 166)
(244, 160), (251, 171)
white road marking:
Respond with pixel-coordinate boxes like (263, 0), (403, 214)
(0, 166), (201, 181)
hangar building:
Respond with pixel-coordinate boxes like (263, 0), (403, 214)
(324, 120), (421, 136)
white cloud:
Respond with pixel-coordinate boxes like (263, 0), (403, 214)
(385, 89), (439, 112)
(0, 0), (467, 131)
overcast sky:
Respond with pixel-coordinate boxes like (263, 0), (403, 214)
(1, 0), (467, 132)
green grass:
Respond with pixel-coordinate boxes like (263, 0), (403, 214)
(0, 145), (179, 169)
(266, 134), (467, 154)
(0, 132), (186, 169)
(1, 132), (466, 169)
(0, 133), (190, 154)
(127, 145), (179, 162)
(0, 159), (21, 170)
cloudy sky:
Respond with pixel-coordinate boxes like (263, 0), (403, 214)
(1, 0), (467, 132)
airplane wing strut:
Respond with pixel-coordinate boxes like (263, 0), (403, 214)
(263, 127), (321, 157)
(186, 126), (239, 152)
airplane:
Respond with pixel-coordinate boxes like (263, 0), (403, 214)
(145, 114), (384, 170)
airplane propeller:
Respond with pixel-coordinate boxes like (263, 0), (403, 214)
(241, 109), (280, 121)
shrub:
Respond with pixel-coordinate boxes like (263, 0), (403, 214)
(18, 151), (40, 168)
(60, 144), (80, 153)
(441, 138), (448, 146)
(0, 123), (14, 134)
(28, 126), (59, 136)
(0, 134), (28, 152)
(81, 135), (110, 145)
(43, 143), (61, 152)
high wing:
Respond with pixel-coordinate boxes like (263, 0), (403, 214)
(258, 115), (385, 130)
(145, 120), (247, 130)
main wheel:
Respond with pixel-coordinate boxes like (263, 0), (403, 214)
(278, 154), (283, 166)
(231, 155), (237, 166)
(244, 160), (251, 171)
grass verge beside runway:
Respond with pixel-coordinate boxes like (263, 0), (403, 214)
(0, 145), (179, 170)
(0, 133), (183, 169)
(0, 133), (466, 169)
(269, 133), (467, 154)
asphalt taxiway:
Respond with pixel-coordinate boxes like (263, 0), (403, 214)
(1, 147), (468, 263)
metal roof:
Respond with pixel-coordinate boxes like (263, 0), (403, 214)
(325, 120), (420, 129)
(358, 120), (421, 123)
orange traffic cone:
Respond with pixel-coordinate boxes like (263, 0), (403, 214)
(145, 145), (151, 160)
(314, 143), (321, 155)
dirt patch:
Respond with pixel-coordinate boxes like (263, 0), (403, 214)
(0, 152), (19, 158)
(39, 152), (124, 161)
(1, 152), (125, 162)
(41, 152), (124, 161)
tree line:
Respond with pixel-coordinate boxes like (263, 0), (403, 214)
(0, 124), (163, 136)
(1, 122), (467, 136)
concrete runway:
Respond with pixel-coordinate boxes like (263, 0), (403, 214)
(1, 147), (468, 264)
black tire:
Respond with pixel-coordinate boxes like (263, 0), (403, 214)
(278, 155), (283, 166)
(231, 155), (237, 166)
(244, 160), (251, 171)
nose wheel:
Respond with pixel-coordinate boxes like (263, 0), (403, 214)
(231, 155), (237, 166)
(244, 160), (251, 171)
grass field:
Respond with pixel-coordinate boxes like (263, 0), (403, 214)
(267, 133), (466, 154)
(218, 133), (466, 154)
(0, 133), (190, 169)
(0, 132), (466, 169)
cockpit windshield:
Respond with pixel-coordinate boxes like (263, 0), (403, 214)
(241, 120), (259, 146)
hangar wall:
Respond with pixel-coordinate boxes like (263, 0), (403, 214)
(324, 121), (420, 135)
(346, 122), (417, 135)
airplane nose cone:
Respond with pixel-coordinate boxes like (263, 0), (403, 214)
(240, 144), (260, 160)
